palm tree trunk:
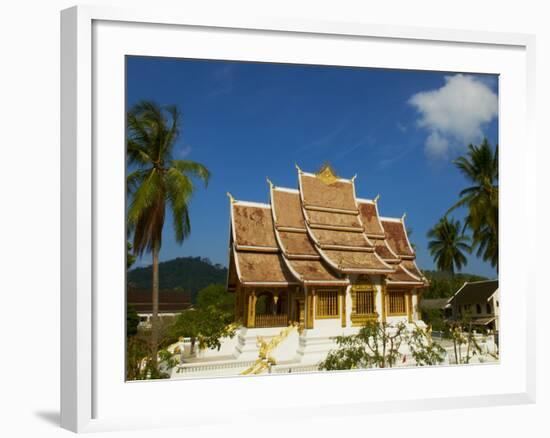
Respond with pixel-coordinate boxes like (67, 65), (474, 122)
(151, 241), (160, 368)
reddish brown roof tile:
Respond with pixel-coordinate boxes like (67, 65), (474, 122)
(227, 250), (239, 291)
(299, 173), (357, 211)
(235, 251), (298, 285)
(271, 189), (305, 229)
(373, 238), (400, 262)
(358, 201), (386, 237)
(309, 228), (371, 248)
(381, 219), (415, 258)
(386, 264), (424, 285)
(127, 288), (192, 313)
(305, 209), (362, 229)
(232, 203), (278, 249)
(401, 259), (425, 280)
(230, 167), (425, 283)
(277, 231), (318, 257)
(321, 249), (394, 273)
(287, 259), (348, 285)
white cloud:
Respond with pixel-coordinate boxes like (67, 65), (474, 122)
(409, 74), (498, 158)
(396, 122), (407, 133)
(175, 144), (192, 159)
(425, 132), (449, 159)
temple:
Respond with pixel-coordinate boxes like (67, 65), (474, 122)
(172, 164), (430, 377)
(227, 164), (428, 333)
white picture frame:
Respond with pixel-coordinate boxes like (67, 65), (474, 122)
(60, 4), (536, 433)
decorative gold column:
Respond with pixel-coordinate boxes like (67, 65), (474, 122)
(306, 289), (314, 329)
(247, 290), (256, 328)
(381, 284), (387, 323)
(340, 288), (346, 328)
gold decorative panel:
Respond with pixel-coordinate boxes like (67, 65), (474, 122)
(316, 164), (339, 185)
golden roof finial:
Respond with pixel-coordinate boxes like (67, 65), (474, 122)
(402, 212), (407, 221)
(295, 163), (303, 173)
(351, 174), (357, 182)
(374, 194), (380, 203)
(226, 192), (235, 203)
(266, 177), (273, 188)
(316, 163), (339, 185)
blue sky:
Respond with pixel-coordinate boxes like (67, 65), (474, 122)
(126, 56), (498, 278)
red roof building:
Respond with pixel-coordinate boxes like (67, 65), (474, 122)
(227, 164), (428, 330)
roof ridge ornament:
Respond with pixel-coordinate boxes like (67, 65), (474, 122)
(295, 163), (303, 173)
(374, 194), (380, 203)
(266, 177), (274, 188)
(226, 192), (235, 203)
(402, 212), (407, 221)
(351, 174), (357, 182)
(316, 163), (339, 185)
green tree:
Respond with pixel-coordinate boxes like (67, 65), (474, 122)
(427, 217), (471, 275)
(406, 324), (446, 366)
(320, 321), (446, 371)
(420, 307), (446, 332)
(170, 284), (236, 354)
(446, 319), (484, 364)
(126, 101), (210, 366)
(448, 139), (498, 269)
(126, 317), (178, 380)
(127, 305), (140, 337)
(196, 284), (234, 314)
(126, 242), (139, 338)
(320, 321), (407, 370)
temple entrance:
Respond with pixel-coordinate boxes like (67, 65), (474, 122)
(292, 299), (305, 325)
(254, 291), (288, 327)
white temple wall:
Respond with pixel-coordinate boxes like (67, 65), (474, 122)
(312, 317), (343, 332)
(344, 284), (352, 328)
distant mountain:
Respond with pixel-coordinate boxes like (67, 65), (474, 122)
(421, 270), (491, 299)
(127, 256), (227, 302)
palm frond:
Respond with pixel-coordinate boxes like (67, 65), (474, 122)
(426, 217), (470, 274)
(127, 169), (163, 227)
(170, 160), (211, 187)
(126, 100), (211, 255)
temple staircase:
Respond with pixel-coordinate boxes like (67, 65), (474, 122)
(240, 323), (300, 375)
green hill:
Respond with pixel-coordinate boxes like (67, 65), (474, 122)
(127, 256), (227, 302)
(421, 270), (491, 299)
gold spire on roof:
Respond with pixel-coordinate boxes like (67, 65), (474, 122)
(402, 212), (407, 221)
(266, 177), (273, 188)
(316, 163), (339, 185)
(226, 192), (235, 203)
(374, 194), (380, 203)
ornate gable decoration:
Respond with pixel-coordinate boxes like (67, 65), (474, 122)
(316, 163), (339, 185)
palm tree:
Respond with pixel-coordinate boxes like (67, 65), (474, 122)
(448, 139), (498, 269)
(126, 101), (210, 367)
(427, 217), (471, 274)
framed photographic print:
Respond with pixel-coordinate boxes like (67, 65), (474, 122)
(61, 5), (536, 433)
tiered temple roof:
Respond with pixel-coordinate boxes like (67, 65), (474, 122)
(227, 165), (428, 289)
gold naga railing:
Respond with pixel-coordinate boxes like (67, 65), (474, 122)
(241, 323), (299, 375)
(254, 313), (288, 328)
